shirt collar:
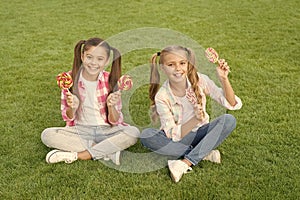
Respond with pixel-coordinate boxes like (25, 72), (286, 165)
(79, 70), (104, 85)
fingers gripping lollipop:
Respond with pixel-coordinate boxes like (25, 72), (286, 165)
(117, 75), (133, 91)
(186, 88), (197, 105)
(186, 88), (205, 120)
(56, 72), (73, 92)
(205, 47), (230, 72)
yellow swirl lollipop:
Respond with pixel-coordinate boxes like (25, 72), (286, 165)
(56, 72), (73, 91)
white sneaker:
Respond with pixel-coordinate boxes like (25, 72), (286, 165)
(203, 150), (221, 164)
(104, 151), (121, 165)
(46, 149), (78, 164)
(168, 160), (192, 183)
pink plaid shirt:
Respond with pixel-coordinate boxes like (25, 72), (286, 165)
(61, 71), (124, 126)
(155, 73), (242, 142)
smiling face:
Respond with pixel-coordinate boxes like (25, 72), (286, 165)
(160, 50), (189, 84)
(81, 45), (109, 81)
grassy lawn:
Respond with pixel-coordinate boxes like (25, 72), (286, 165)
(0, 0), (299, 199)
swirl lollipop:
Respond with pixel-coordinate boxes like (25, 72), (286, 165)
(205, 47), (219, 64)
(117, 74), (133, 91)
(186, 88), (197, 105)
(205, 47), (230, 72)
(186, 88), (205, 119)
(56, 72), (73, 91)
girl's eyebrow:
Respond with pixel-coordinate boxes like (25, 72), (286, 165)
(86, 53), (105, 58)
(166, 59), (187, 63)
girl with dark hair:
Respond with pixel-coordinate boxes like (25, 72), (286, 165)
(41, 37), (139, 165)
(140, 46), (242, 182)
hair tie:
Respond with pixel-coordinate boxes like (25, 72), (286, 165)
(157, 52), (161, 56)
(185, 48), (191, 57)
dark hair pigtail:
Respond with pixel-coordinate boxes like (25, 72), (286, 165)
(71, 40), (86, 90)
(109, 47), (121, 92)
(69, 39), (85, 120)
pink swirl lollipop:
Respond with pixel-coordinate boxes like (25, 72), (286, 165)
(186, 88), (205, 119)
(56, 72), (73, 91)
(205, 47), (219, 64)
(205, 47), (230, 72)
(186, 88), (197, 105)
(117, 75), (133, 91)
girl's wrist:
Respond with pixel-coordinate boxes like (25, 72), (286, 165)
(219, 76), (229, 81)
(107, 104), (115, 108)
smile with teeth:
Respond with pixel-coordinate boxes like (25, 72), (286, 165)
(174, 72), (184, 77)
(88, 65), (100, 70)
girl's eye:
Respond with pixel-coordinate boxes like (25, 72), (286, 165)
(168, 64), (174, 67)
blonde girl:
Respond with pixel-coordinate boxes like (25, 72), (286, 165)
(141, 46), (242, 182)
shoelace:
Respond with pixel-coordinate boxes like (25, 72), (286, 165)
(64, 153), (77, 163)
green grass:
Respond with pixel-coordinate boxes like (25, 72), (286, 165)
(1, 0), (299, 199)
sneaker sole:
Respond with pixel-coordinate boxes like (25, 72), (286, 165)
(114, 151), (121, 166)
(46, 149), (60, 164)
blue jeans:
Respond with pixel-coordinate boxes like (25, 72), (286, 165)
(140, 114), (236, 165)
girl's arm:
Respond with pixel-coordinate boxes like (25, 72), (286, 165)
(107, 105), (120, 124)
(180, 116), (202, 138)
(216, 59), (237, 106)
(156, 96), (203, 141)
(65, 91), (79, 119)
(200, 73), (242, 111)
(61, 90), (79, 124)
(106, 91), (121, 124)
(219, 77), (237, 106)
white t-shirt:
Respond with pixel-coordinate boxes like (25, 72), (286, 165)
(76, 77), (107, 126)
(176, 95), (195, 124)
(176, 95), (209, 132)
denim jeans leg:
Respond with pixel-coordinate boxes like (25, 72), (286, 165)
(185, 114), (236, 165)
(140, 128), (193, 158)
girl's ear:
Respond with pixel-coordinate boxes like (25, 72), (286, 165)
(159, 63), (165, 72)
(104, 57), (110, 67)
(81, 52), (84, 62)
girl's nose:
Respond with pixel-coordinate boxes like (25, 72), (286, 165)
(175, 64), (181, 70)
(91, 58), (97, 64)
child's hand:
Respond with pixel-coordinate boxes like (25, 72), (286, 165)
(107, 91), (121, 107)
(216, 59), (230, 80)
(194, 104), (204, 121)
(66, 91), (79, 109)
